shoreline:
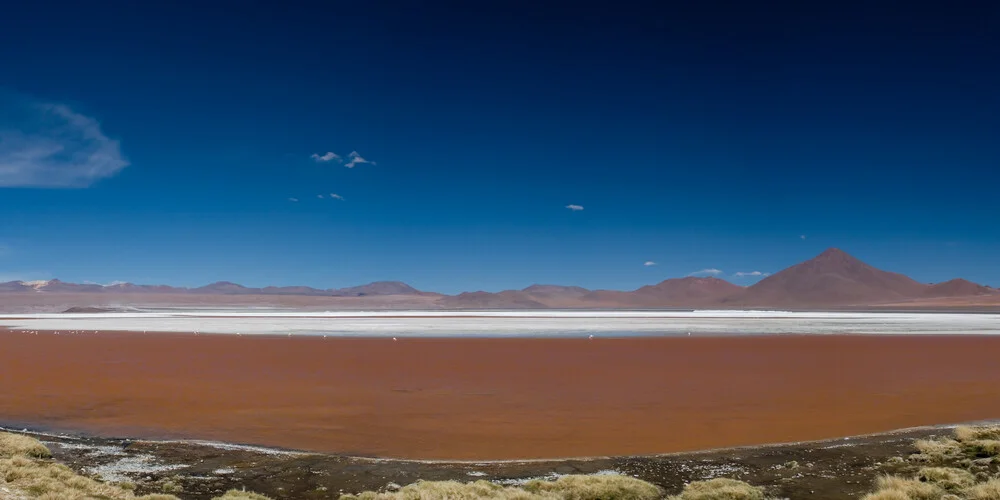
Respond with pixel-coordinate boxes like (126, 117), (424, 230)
(4, 423), (989, 500)
(3, 420), (989, 464)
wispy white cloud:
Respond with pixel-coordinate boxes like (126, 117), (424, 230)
(644, 261), (657, 266)
(800, 235), (807, 240)
(344, 151), (374, 168)
(565, 204), (584, 211)
(311, 152), (341, 163)
(330, 193), (344, 200)
(0, 96), (128, 188)
(734, 271), (770, 277)
(288, 197), (299, 202)
(688, 268), (723, 276)
(317, 194), (324, 199)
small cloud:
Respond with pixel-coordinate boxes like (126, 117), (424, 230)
(734, 271), (770, 277)
(565, 204), (584, 211)
(643, 261), (657, 267)
(688, 268), (723, 276)
(288, 197), (299, 202)
(344, 151), (375, 168)
(800, 235), (807, 240)
(330, 193), (344, 200)
(0, 95), (129, 188)
(311, 152), (341, 163)
(317, 194), (324, 199)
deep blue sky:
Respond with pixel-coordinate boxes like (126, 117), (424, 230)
(1, 1), (998, 292)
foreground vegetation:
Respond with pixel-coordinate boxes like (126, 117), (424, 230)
(3, 425), (999, 499)
(0, 431), (273, 500)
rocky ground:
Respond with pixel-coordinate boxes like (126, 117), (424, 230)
(4, 425), (982, 499)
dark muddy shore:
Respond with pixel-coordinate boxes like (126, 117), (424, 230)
(7, 425), (993, 499)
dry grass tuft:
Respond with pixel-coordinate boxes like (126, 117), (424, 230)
(912, 438), (964, 463)
(0, 433), (52, 459)
(0, 432), (184, 500)
(523, 474), (662, 500)
(213, 490), (275, 500)
(340, 474), (664, 500)
(955, 426), (1000, 443)
(864, 475), (945, 500)
(861, 490), (910, 500)
(963, 478), (1000, 500)
(916, 467), (976, 491)
(0, 454), (181, 500)
(667, 478), (769, 500)
(964, 441), (1000, 459)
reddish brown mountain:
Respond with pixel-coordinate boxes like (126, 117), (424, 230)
(923, 279), (994, 298)
(0, 248), (995, 310)
(581, 277), (743, 307)
(329, 281), (423, 297)
(729, 248), (925, 307)
(636, 277), (744, 302)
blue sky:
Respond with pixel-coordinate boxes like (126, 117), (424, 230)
(1, 1), (998, 292)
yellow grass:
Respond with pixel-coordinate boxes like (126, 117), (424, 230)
(916, 467), (976, 491)
(0, 454), (180, 500)
(865, 475), (945, 500)
(0, 433), (51, 459)
(954, 426), (1000, 443)
(523, 474), (663, 500)
(667, 478), (769, 500)
(339, 474), (664, 500)
(963, 479), (1000, 500)
(339, 479), (556, 499)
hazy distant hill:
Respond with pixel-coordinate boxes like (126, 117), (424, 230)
(1, 248), (996, 310)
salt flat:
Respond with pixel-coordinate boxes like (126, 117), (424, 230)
(1, 309), (998, 336)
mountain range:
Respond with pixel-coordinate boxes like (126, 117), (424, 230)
(1, 249), (996, 310)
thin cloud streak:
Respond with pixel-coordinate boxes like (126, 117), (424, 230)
(688, 268), (723, 276)
(644, 261), (657, 266)
(0, 96), (129, 188)
(565, 204), (584, 211)
(734, 271), (770, 277)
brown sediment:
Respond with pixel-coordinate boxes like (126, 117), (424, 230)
(2, 330), (1000, 460)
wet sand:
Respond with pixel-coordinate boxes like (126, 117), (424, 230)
(2, 331), (1000, 460)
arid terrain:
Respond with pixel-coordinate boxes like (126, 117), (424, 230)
(3, 424), (999, 500)
(1, 249), (997, 313)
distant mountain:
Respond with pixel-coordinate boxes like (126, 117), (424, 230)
(579, 277), (743, 308)
(923, 279), (994, 298)
(258, 286), (328, 296)
(329, 281), (421, 297)
(0, 279), (429, 297)
(0, 249), (995, 310)
(191, 281), (256, 295)
(0, 281), (31, 292)
(635, 277), (744, 303)
(728, 248), (929, 307)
